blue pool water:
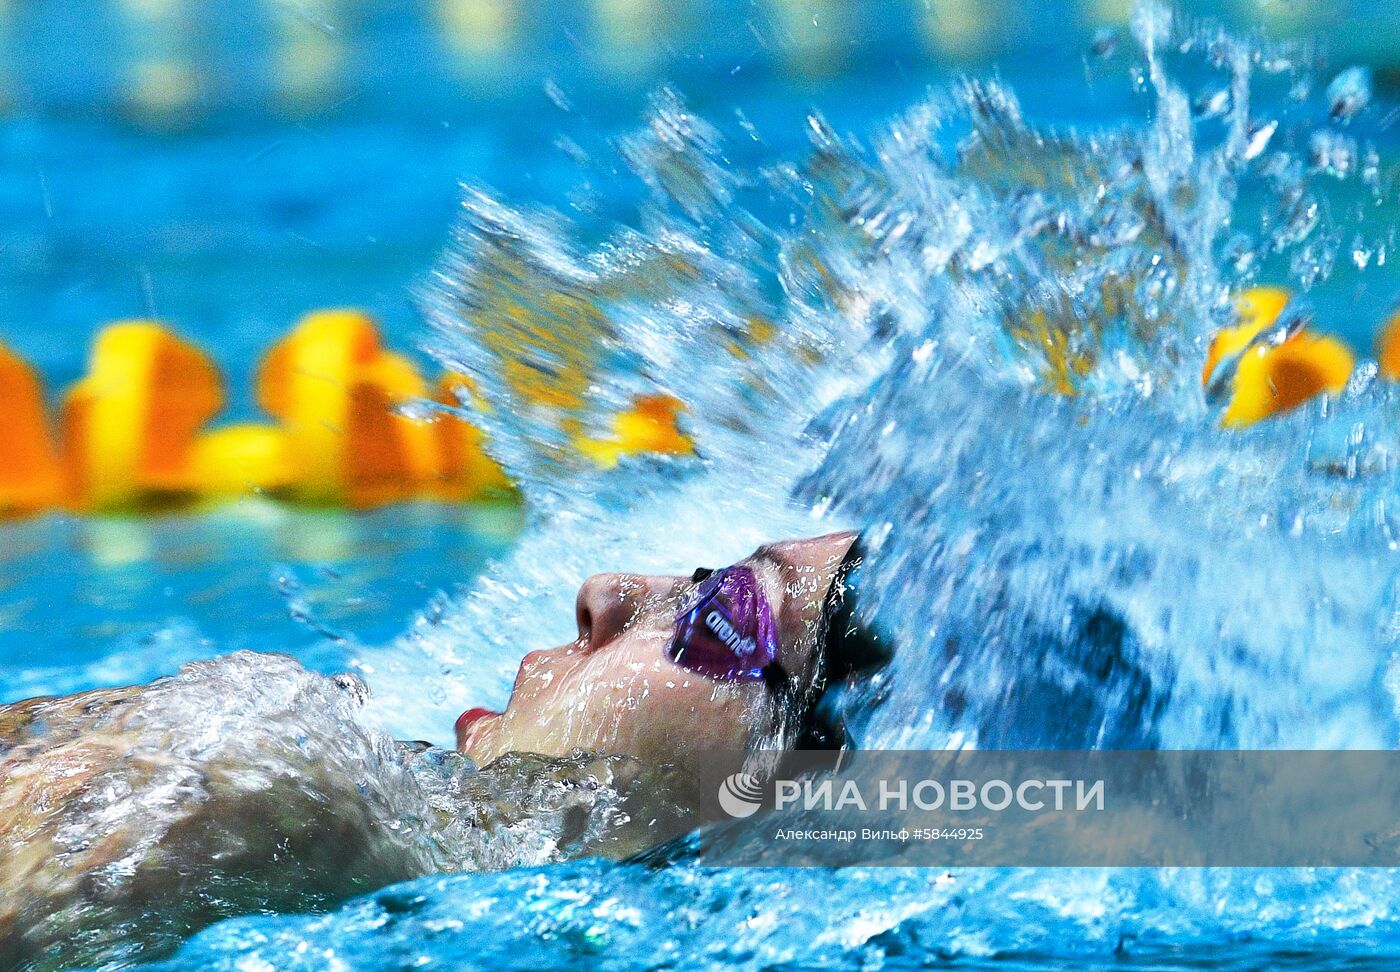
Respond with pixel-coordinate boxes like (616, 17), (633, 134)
(6, 1), (1400, 970)
(0, 502), (520, 701)
(6, 0), (1397, 404)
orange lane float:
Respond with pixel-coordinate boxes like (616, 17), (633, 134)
(576, 393), (695, 469)
(0, 342), (63, 516)
(1375, 308), (1400, 381)
(256, 309), (447, 508)
(61, 320), (224, 511)
(1202, 287), (1354, 428)
(0, 313), (516, 516)
(433, 374), (513, 502)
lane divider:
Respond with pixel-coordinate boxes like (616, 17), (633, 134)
(6, 287), (1364, 517)
(1203, 287), (1357, 428)
(0, 309), (690, 518)
(0, 342), (63, 515)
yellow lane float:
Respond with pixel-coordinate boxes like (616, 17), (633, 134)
(1201, 286), (1291, 388)
(190, 424), (297, 499)
(1202, 288), (1354, 428)
(0, 342), (63, 516)
(433, 374), (513, 502)
(1220, 333), (1354, 428)
(61, 320), (223, 511)
(256, 310), (443, 508)
(576, 393), (694, 469)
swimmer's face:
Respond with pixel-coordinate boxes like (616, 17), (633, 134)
(456, 532), (856, 771)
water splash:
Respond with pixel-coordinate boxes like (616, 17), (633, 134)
(388, 1), (1400, 753)
(0, 653), (687, 970)
(141, 863), (1400, 971)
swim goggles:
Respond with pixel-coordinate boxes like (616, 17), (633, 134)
(667, 564), (783, 686)
(666, 540), (885, 704)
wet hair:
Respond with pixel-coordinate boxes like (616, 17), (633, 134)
(793, 538), (892, 750)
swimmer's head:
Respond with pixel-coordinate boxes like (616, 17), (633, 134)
(455, 532), (882, 776)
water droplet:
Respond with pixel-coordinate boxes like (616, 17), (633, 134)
(1309, 130), (1357, 179)
(1326, 66), (1371, 122)
(1194, 88), (1229, 121)
(1243, 120), (1277, 160)
(543, 78), (572, 113)
(1091, 28), (1117, 59)
(1351, 234), (1373, 270)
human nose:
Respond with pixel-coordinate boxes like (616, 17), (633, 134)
(574, 572), (669, 651)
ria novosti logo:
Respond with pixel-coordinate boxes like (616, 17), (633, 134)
(717, 769), (1106, 819)
(717, 772), (765, 818)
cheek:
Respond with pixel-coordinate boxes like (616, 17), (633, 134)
(571, 642), (672, 719)
(616, 669), (763, 752)
(471, 626), (770, 761)
(500, 634), (666, 731)
(568, 658), (758, 748)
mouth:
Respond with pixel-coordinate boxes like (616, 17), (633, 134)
(454, 706), (499, 752)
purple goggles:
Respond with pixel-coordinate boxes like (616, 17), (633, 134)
(666, 565), (780, 683)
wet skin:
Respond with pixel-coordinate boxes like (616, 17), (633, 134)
(0, 533), (857, 968)
(456, 532), (858, 775)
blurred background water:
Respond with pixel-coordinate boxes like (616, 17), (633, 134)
(5, 0), (1399, 397)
